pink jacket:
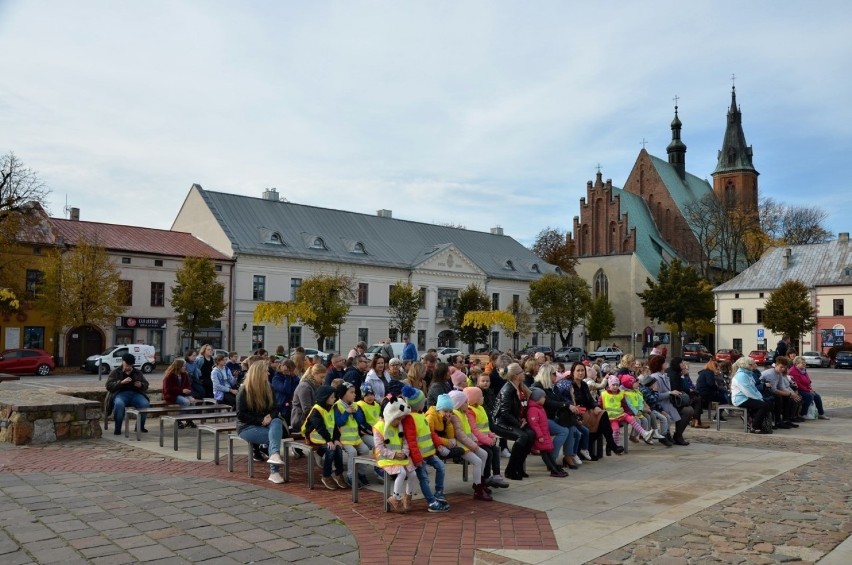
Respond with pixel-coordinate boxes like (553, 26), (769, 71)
(446, 412), (479, 452)
(788, 366), (813, 393)
(526, 402), (553, 453)
(465, 408), (496, 446)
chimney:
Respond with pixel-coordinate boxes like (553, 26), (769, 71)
(70, 207), (80, 221)
(840, 232), (849, 243)
(490, 226), (504, 235)
(377, 209), (392, 218)
(782, 248), (792, 270)
(262, 188), (279, 201)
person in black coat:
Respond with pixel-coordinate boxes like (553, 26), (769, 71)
(490, 363), (536, 480)
(569, 362), (624, 458)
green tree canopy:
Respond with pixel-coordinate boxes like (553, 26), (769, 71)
(637, 260), (715, 355)
(388, 281), (420, 338)
(528, 273), (592, 347)
(763, 279), (816, 345)
(586, 293), (615, 348)
(170, 256), (227, 347)
(452, 284), (491, 350)
(291, 273), (355, 350)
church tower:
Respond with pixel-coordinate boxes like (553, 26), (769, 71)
(666, 104), (687, 178)
(712, 86), (758, 210)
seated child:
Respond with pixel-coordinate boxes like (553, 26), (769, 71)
(333, 382), (370, 487)
(527, 388), (568, 477)
(400, 385), (450, 512)
(600, 375), (655, 447)
(438, 392), (492, 501)
(638, 375), (673, 446)
(463, 386), (509, 488)
(302, 385), (347, 490)
(356, 383), (381, 450)
(373, 395), (416, 513)
(621, 375), (653, 442)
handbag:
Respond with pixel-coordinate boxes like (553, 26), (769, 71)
(580, 408), (603, 433)
(555, 406), (577, 427)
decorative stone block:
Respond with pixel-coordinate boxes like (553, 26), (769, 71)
(53, 411), (74, 423)
(12, 421), (33, 445)
(55, 422), (70, 439)
(32, 419), (57, 444)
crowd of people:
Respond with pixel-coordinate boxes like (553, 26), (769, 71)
(124, 337), (831, 514)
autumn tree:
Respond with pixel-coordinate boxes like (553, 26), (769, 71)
(763, 280), (816, 347)
(291, 273), (355, 350)
(40, 239), (125, 365)
(462, 310), (516, 350)
(388, 281), (420, 338)
(452, 284), (491, 351)
(586, 294), (615, 349)
(529, 227), (576, 274)
(170, 257), (227, 348)
(528, 273), (592, 348)
(637, 260), (715, 356)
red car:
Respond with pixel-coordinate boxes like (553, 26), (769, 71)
(715, 349), (743, 363)
(0, 348), (55, 376)
(748, 350), (775, 366)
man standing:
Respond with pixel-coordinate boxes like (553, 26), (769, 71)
(760, 356), (801, 429)
(344, 355), (370, 400)
(347, 341), (367, 361)
(401, 336), (417, 363)
(775, 336), (790, 359)
(379, 338), (394, 362)
(106, 353), (151, 435)
(323, 354), (347, 386)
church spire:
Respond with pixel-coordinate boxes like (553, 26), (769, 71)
(666, 96), (687, 179)
(713, 85), (757, 175)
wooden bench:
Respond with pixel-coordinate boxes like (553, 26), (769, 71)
(0, 375), (21, 382)
(160, 412), (236, 450)
(196, 421), (238, 463)
(125, 403), (230, 440)
(714, 404), (749, 432)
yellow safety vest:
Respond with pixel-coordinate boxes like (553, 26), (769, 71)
(470, 405), (490, 434)
(356, 400), (380, 428)
(452, 409), (472, 453)
(602, 390), (625, 420)
(373, 419), (409, 468)
(301, 405), (335, 445)
(335, 400), (361, 446)
(624, 390), (644, 415)
(411, 413), (436, 458)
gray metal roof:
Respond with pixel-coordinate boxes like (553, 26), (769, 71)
(713, 239), (852, 292)
(196, 186), (558, 281)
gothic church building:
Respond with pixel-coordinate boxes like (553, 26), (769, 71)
(568, 87), (758, 352)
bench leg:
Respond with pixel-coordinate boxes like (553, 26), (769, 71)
(136, 414), (142, 441)
(462, 459), (468, 482)
(307, 452), (314, 490)
(351, 453), (358, 503)
(196, 428), (202, 461)
(214, 432), (221, 464)
(173, 422), (179, 451)
(159, 419), (165, 447)
(227, 437), (234, 472)
(716, 407), (723, 431)
(384, 472), (392, 512)
(283, 445), (291, 482)
(622, 423), (629, 454)
(247, 441), (254, 478)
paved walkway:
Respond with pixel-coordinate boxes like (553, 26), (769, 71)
(0, 405), (850, 564)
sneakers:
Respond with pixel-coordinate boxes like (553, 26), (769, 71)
(641, 429), (655, 444)
(579, 449), (592, 461)
(434, 490), (447, 502)
(652, 430), (666, 440)
(501, 448), (511, 458)
(268, 472), (285, 484)
(321, 476), (339, 490)
(818, 414), (831, 420)
(266, 453), (286, 466)
(177, 421), (186, 430)
(333, 474), (348, 489)
(550, 469), (569, 478)
(572, 454), (582, 466)
(488, 475), (510, 488)
(252, 447), (267, 462)
(427, 499), (450, 513)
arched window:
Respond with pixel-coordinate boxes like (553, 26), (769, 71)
(593, 269), (608, 298)
(311, 237), (326, 250)
(725, 180), (736, 207)
(504, 260), (515, 271)
(267, 232), (284, 245)
(352, 242), (366, 254)
(530, 263), (540, 273)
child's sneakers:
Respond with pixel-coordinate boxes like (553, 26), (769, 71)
(653, 430), (666, 439)
(579, 449), (592, 461)
(266, 453), (286, 466)
(641, 429), (655, 444)
(333, 474), (348, 489)
(268, 471), (285, 484)
(427, 499), (450, 513)
(501, 448), (511, 458)
(434, 490), (447, 503)
(321, 476), (339, 490)
(488, 475), (510, 488)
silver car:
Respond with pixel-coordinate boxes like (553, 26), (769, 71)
(801, 351), (830, 368)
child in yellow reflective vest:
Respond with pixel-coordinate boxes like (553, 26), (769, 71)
(302, 385), (347, 490)
(599, 375), (655, 448)
(440, 391), (492, 501)
(333, 382), (371, 487)
(463, 387), (509, 488)
(400, 385), (450, 512)
(356, 383), (381, 450)
(373, 395), (415, 513)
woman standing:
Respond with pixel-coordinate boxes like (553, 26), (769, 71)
(197, 344), (215, 399)
(649, 355), (694, 445)
(236, 361), (288, 484)
(569, 362), (623, 458)
(490, 363), (536, 480)
(365, 356), (393, 399)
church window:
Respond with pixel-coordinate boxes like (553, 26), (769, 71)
(725, 181), (736, 207)
(608, 222), (617, 254)
(593, 269), (608, 298)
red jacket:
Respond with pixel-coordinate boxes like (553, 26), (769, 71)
(526, 402), (553, 452)
(402, 413), (445, 466)
(162, 371), (191, 404)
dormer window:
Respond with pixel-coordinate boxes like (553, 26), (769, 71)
(530, 263), (540, 273)
(352, 242), (366, 254)
(267, 232), (284, 245)
(311, 237), (326, 250)
(504, 260), (515, 271)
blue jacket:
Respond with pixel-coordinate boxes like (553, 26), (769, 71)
(402, 342), (417, 362)
(271, 372), (300, 423)
(185, 358), (205, 399)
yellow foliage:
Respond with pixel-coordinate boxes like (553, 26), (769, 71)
(462, 310), (516, 332)
(0, 288), (20, 311)
(253, 301), (315, 327)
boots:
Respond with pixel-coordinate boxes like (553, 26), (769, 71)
(387, 495), (403, 513)
(402, 493), (412, 512)
(473, 483), (493, 501)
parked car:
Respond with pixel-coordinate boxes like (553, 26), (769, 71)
(519, 346), (555, 361)
(363, 342), (408, 361)
(0, 348), (56, 376)
(290, 348), (332, 364)
(835, 351), (852, 369)
(682, 343), (712, 363)
(748, 350), (776, 366)
(801, 351), (830, 368)
(85, 344), (156, 375)
(715, 349), (743, 363)
(433, 347), (465, 363)
(554, 346), (588, 363)
(589, 347), (623, 362)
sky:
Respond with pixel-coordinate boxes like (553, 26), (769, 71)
(1, 1), (851, 247)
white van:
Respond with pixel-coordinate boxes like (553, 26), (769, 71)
(85, 344), (157, 376)
(364, 342), (409, 361)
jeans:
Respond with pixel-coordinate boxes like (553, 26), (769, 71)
(238, 419), (284, 473)
(547, 419), (571, 460)
(575, 423), (590, 451)
(315, 445), (344, 477)
(799, 391), (824, 416)
(113, 391), (150, 431)
(414, 455), (445, 503)
(174, 395), (193, 415)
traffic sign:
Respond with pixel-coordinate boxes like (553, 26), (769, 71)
(757, 328), (765, 339)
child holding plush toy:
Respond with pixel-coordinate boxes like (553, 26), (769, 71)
(373, 394), (416, 513)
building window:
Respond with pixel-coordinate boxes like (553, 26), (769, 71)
(504, 260), (515, 271)
(120, 280), (133, 307)
(215, 264), (223, 272)
(352, 242), (366, 254)
(759, 292), (764, 298)
(252, 326), (265, 351)
(732, 309), (742, 324)
(121, 257), (131, 264)
(733, 338), (743, 352)
(593, 269), (609, 298)
(734, 293), (739, 299)
(492, 293), (500, 311)
(358, 283), (369, 306)
(290, 277), (302, 301)
(23, 327), (45, 349)
(389, 328), (399, 342)
(311, 237), (326, 250)
(834, 299), (845, 317)
(512, 294), (520, 312)
(253, 275), (266, 301)
(150, 282), (165, 307)
(417, 330), (426, 351)
(325, 337), (336, 351)
(154, 259), (163, 267)
(289, 326), (301, 350)
(756, 309), (765, 324)
(532, 332), (539, 346)
(25, 269), (44, 299)
(358, 328), (369, 344)
(418, 287), (426, 308)
(491, 331), (499, 350)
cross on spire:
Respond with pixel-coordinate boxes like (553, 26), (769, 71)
(672, 94), (679, 108)
(595, 163), (602, 174)
(731, 73), (736, 87)
(640, 137), (648, 149)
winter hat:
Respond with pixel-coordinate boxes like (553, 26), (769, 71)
(463, 386), (482, 406)
(315, 385), (336, 406)
(335, 382), (354, 401)
(121, 353), (136, 365)
(607, 375), (620, 388)
(435, 394), (454, 411)
(448, 390), (467, 409)
(360, 383), (375, 397)
(450, 368), (468, 388)
(620, 375), (636, 389)
(400, 384), (426, 412)
(382, 395), (411, 424)
(529, 388), (546, 402)
(639, 374), (656, 387)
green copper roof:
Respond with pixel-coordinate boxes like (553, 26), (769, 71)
(612, 186), (681, 278)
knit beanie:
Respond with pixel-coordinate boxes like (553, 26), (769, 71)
(463, 386), (482, 406)
(400, 384), (426, 412)
(450, 368), (468, 388)
(448, 390), (467, 409)
(620, 375), (636, 389)
(529, 387), (546, 402)
(435, 394), (454, 411)
(315, 385), (335, 406)
(607, 375), (620, 388)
